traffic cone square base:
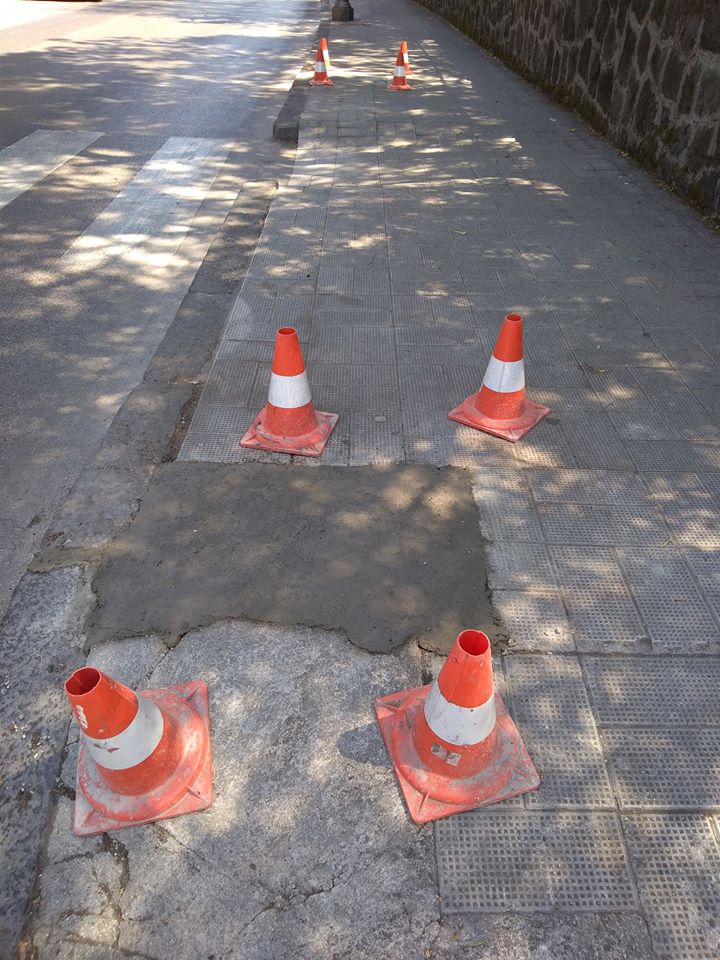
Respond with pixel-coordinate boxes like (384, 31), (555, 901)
(448, 398), (550, 442)
(241, 409), (338, 458)
(375, 686), (539, 824)
(73, 681), (213, 837)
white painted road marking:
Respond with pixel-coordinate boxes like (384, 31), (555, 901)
(0, 129), (102, 211)
(61, 136), (232, 272)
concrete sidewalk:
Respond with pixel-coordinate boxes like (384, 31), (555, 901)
(15, 0), (720, 957)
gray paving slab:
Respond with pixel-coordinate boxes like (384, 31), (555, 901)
(437, 811), (637, 912)
(583, 656), (720, 727)
(603, 728), (720, 811)
(623, 815), (720, 960)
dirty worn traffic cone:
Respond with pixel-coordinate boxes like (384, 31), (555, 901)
(310, 42), (333, 85)
(388, 45), (411, 90)
(448, 313), (549, 441)
(65, 667), (213, 836)
(400, 40), (412, 74)
(241, 326), (338, 457)
(375, 629), (539, 824)
(320, 36), (331, 70)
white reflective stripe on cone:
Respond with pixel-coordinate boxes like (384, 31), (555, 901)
(482, 355), (525, 393)
(423, 681), (496, 746)
(83, 695), (164, 771)
(316, 62), (325, 71)
(395, 66), (406, 76)
(268, 370), (312, 409)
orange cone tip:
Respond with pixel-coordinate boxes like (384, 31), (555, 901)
(241, 327), (338, 457)
(65, 667), (213, 836)
(375, 630), (539, 823)
(389, 45), (411, 90)
(310, 42), (333, 85)
(448, 313), (549, 441)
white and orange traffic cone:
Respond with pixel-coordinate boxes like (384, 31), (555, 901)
(448, 313), (549, 441)
(375, 629), (539, 824)
(241, 326), (338, 457)
(65, 667), (213, 836)
(310, 41), (333, 85)
(388, 45), (411, 90)
(320, 36), (331, 71)
(400, 40), (412, 74)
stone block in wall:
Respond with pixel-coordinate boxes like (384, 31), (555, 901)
(636, 25), (651, 73)
(701, 6), (720, 54)
(698, 69), (720, 117)
(618, 26), (638, 82)
(679, 61), (701, 113)
(661, 48), (686, 100)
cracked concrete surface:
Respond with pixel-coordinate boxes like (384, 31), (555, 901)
(27, 623), (657, 960)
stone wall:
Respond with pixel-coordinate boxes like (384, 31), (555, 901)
(415, 0), (720, 220)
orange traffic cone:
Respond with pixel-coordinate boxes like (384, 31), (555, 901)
(241, 326), (338, 457)
(448, 313), (549, 441)
(320, 36), (331, 70)
(388, 45), (411, 90)
(400, 40), (412, 74)
(310, 42), (333, 85)
(375, 630), (539, 823)
(65, 667), (213, 836)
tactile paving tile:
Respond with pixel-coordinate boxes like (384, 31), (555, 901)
(537, 502), (668, 546)
(659, 502), (720, 548)
(550, 546), (646, 649)
(682, 548), (720, 595)
(522, 730), (615, 809)
(493, 590), (574, 652)
(504, 654), (596, 730)
(603, 728), (720, 809)
(486, 542), (557, 592)
(307, 325), (395, 364)
(436, 811), (636, 912)
(202, 360), (260, 405)
(623, 814), (720, 960)
(628, 441), (720, 474)
(615, 548), (720, 650)
(558, 407), (633, 470)
(583, 656), (720, 726)
(528, 469), (649, 505)
(471, 473), (545, 543)
(348, 411), (404, 465)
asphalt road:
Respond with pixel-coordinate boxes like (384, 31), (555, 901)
(0, 0), (317, 618)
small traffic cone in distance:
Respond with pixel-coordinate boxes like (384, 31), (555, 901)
(65, 667), (213, 836)
(388, 45), (411, 90)
(375, 630), (539, 824)
(448, 313), (549, 442)
(241, 326), (338, 457)
(400, 40), (412, 74)
(310, 42), (333, 85)
(320, 36), (331, 70)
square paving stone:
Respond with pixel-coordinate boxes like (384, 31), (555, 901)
(537, 502), (669, 546)
(622, 814), (720, 960)
(603, 728), (720, 809)
(583, 656), (720, 726)
(471, 472), (545, 543)
(615, 548), (720, 651)
(528, 470), (649, 505)
(494, 591), (574, 652)
(551, 546), (646, 651)
(486, 542), (557, 592)
(437, 811), (637, 912)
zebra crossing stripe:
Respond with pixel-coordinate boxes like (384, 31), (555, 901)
(61, 136), (231, 272)
(0, 129), (102, 211)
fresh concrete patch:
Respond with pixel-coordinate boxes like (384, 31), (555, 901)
(0, 566), (95, 957)
(88, 462), (494, 654)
